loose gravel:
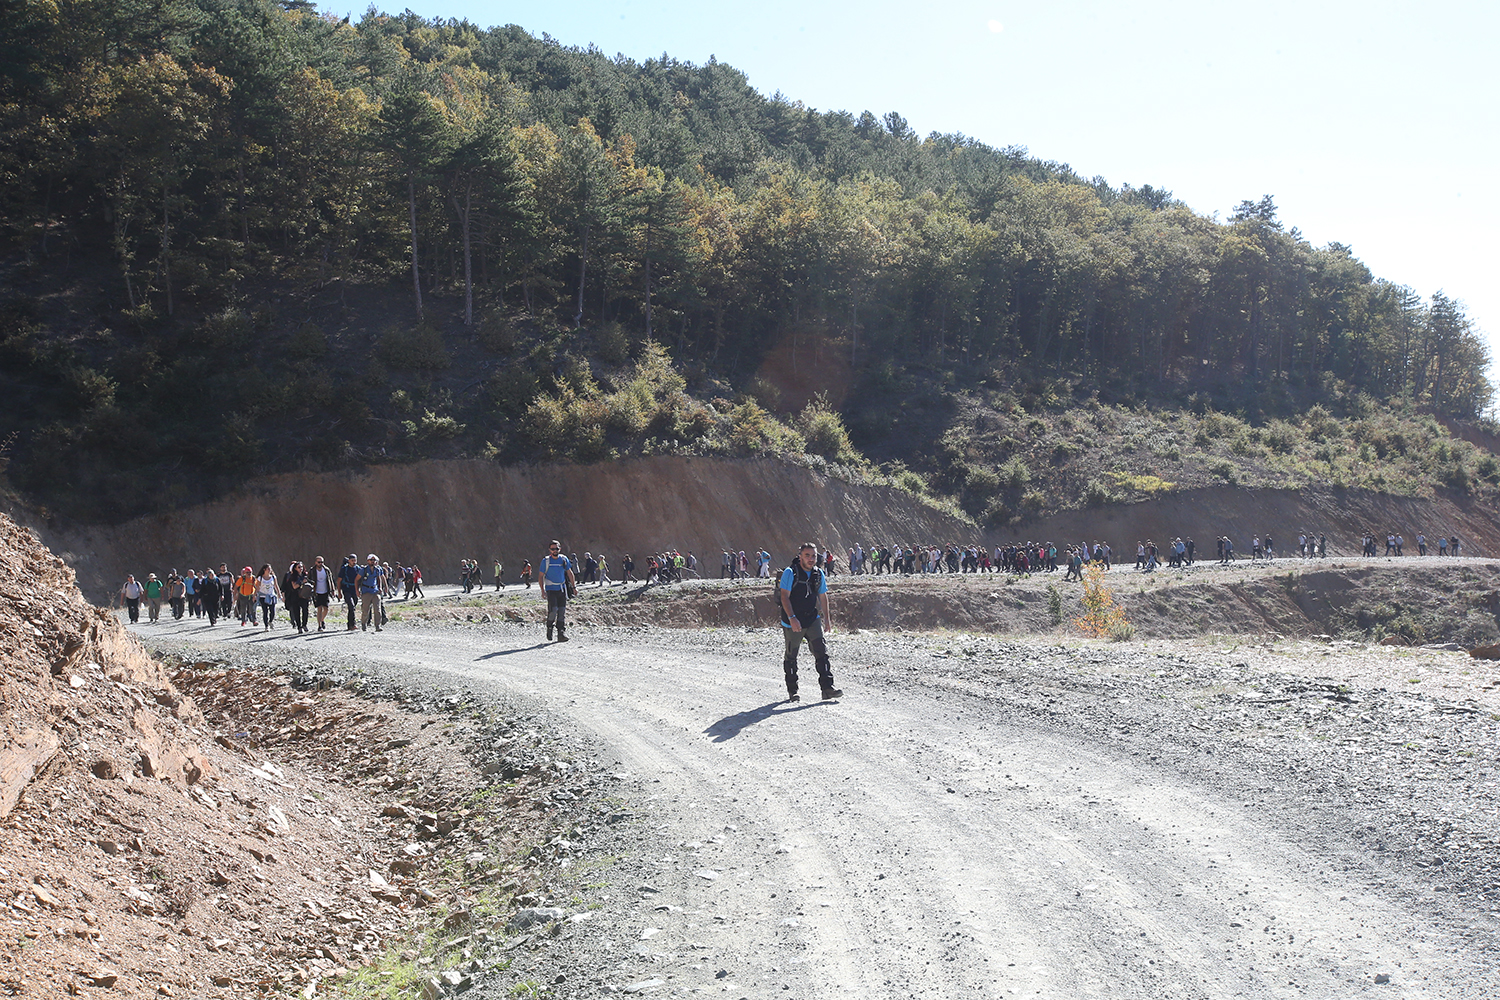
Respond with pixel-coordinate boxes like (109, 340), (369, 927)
(139, 609), (1500, 1000)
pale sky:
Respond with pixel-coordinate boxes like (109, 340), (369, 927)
(334, 0), (1499, 393)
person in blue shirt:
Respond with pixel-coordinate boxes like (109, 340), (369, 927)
(778, 542), (843, 702)
(540, 539), (576, 642)
(356, 553), (384, 632)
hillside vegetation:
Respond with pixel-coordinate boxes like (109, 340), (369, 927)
(0, 0), (1495, 524)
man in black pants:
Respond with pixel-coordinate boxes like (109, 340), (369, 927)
(539, 539), (575, 641)
(778, 542), (843, 702)
(197, 568), (221, 626)
(338, 553), (361, 631)
(216, 563), (235, 619)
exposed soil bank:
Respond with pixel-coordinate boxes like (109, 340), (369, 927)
(1005, 484), (1500, 556)
(26, 457), (969, 603)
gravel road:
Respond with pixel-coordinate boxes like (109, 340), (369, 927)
(135, 607), (1500, 1000)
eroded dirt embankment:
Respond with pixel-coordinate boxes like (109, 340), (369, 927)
(27, 457), (970, 603)
(1007, 484), (1500, 556)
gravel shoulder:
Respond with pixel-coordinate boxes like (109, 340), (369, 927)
(135, 604), (1500, 999)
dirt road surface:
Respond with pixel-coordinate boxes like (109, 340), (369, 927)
(135, 610), (1500, 1000)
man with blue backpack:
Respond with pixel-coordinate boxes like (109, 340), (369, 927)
(778, 542), (843, 702)
(540, 539), (576, 642)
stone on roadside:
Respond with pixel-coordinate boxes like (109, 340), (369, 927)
(507, 906), (567, 932)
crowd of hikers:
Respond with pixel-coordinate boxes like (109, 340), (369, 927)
(114, 554), (425, 631)
(115, 526), (1470, 629)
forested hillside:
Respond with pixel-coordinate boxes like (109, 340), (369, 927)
(1, 0), (1494, 524)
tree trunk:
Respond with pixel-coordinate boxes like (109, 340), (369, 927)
(237, 156), (249, 244)
(161, 191), (173, 316)
(39, 176), (52, 255)
(644, 253), (653, 339)
(850, 293), (859, 366)
(573, 223), (589, 329)
(408, 176), (423, 320)
(455, 182), (473, 326)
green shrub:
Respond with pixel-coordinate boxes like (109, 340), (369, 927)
(524, 379), (607, 460)
(981, 497), (1011, 526)
(1303, 404), (1343, 441)
(1081, 480), (1114, 507)
(603, 388), (648, 434)
(201, 308), (253, 351)
(999, 455), (1031, 489)
(378, 323), (448, 371)
(1476, 453), (1500, 483)
(490, 366), (541, 418)
(672, 402), (717, 442)
(799, 396), (862, 464)
(287, 322), (328, 360)
(476, 313), (515, 354)
(1263, 419), (1299, 455)
(965, 465), (1001, 495)
(726, 399), (804, 456)
(1228, 431), (1259, 457)
(1208, 457), (1236, 482)
(595, 322), (630, 365)
(1047, 584), (1063, 625)
(403, 409), (465, 440)
(893, 469), (929, 495)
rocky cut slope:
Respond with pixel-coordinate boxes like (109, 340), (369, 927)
(0, 513), (210, 822)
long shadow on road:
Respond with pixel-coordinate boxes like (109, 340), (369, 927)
(705, 700), (824, 742)
(474, 643), (553, 660)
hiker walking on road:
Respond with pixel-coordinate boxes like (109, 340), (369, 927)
(234, 567), (257, 625)
(338, 554), (361, 630)
(255, 564), (280, 630)
(310, 555), (334, 631)
(282, 560), (309, 633)
(143, 573), (164, 622)
(357, 554), (385, 631)
(217, 564), (235, 619)
(120, 575), (143, 623)
(540, 539), (575, 642)
(166, 571), (186, 620)
(197, 568), (221, 626)
(779, 542), (842, 702)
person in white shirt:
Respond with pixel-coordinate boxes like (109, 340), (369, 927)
(310, 555), (335, 631)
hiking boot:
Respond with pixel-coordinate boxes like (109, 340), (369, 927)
(546, 624), (553, 641)
(556, 629), (569, 642)
(821, 687), (843, 700)
(786, 693), (800, 703)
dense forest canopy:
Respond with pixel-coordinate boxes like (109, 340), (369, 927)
(0, 0), (1493, 519)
